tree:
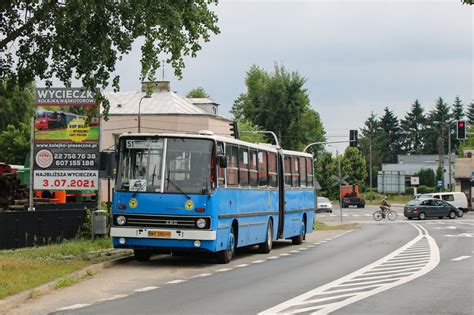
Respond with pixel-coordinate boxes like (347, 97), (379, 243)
(379, 107), (402, 163)
(0, 1), (220, 117)
(237, 120), (266, 144)
(186, 87), (210, 98)
(0, 78), (34, 132)
(314, 151), (338, 199)
(231, 64), (325, 151)
(452, 96), (464, 121)
(359, 112), (383, 188)
(416, 169), (436, 187)
(0, 123), (30, 165)
(400, 100), (426, 154)
(466, 102), (474, 125)
(423, 97), (452, 155)
(341, 147), (367, 189)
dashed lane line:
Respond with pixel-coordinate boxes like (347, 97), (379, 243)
(166, 279), (187, 284)
(259, 223), (439, 315)
(451, 255), (471, 261)
(134, 286), (158, 292)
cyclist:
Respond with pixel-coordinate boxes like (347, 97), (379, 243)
(380, 195), (391, 217)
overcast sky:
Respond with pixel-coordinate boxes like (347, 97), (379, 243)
(111, 1), (472, 152)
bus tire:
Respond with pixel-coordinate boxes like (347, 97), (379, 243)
(134, 249), (151, 262)
(217, 226), (236, 264)
(292, 218), (305, 245)
(258, 220), (273, 254)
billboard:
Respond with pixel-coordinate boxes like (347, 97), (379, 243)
(33, 88), (99, 190)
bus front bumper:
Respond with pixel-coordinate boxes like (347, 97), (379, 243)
(110, 227), (216, 241)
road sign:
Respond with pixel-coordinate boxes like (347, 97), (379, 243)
(437, 180), (443, 188)
(332, 175), (349, 186)
(410, 176), (419, 185)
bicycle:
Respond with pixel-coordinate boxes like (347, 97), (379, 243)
(373, 208), (398, 221)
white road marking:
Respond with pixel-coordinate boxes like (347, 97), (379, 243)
(98, 294), (129, 301)
(434, 226), (457, 230)
(280, 253), (290, 256)
(252, 260), (266, 264)
(235, 264), (249, 268)
(267, 256), (279, 260)
(259, 223), (439, 315)
(215, 268), (233, 272)
(192, 273), (212, 278)
(134, 286), (158, 292)
(445, 233), (473, 238)
(57, 304), (91, 311)
(451, 256), (471, 261)
(166, 279), (186, 284)
(290, 250), (300, 253)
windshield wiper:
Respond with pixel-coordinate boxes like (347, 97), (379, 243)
(166, 168), (191, 199)
(131, 165), (157, 198)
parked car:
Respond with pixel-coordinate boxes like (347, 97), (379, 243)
(417, 192), (468, 216)
(316, 197), (333, 213)
(404, 198), (460, 220)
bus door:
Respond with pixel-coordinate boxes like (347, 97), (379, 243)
(277, 150), (285, 239)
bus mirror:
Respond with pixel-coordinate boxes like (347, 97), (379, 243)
(217, 155), (227, 168)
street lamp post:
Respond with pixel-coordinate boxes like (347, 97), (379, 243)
(138, 95), (151, 133)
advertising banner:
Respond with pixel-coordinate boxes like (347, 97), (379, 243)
(33, 88), (99, 190)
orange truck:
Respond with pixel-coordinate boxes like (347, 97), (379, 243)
(340, 184), (365, 208)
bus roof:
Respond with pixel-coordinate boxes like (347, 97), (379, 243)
(118, 132), (313, 157)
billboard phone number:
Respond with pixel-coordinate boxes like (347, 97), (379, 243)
(53, 153), (96, 167)
(42, 179), (96, 189)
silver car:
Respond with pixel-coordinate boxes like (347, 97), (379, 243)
(317, 197), (333, 213)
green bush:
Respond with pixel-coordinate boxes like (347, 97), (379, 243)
(416, 185), (436, 194)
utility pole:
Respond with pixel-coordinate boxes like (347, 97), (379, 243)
(448, 123), (452, 191)
(337, 148), (342, 223)
(369, 135), (373, 198)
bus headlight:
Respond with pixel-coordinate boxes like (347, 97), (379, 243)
(196, 218), (207, 229)
(117, 216), (127, 226)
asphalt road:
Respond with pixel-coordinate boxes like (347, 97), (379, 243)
(51, 214), (473, 315)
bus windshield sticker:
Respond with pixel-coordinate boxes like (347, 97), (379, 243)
(243, 151), (248, 164)
(126, 139), (163, 149)
(129, 179), (147, 191)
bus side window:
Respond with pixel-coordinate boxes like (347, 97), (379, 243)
(258, 151), (268, 187)
(284, 156), (292, 187)
(249, 149), (258, 187)
(291, 156), (300, 187)
(299, 156), (306, 188)
(268, 152), (278, 188)
(217, 142), (225, 186)
(226, 145), (239, 186)
(239, 146), (249, 186)
(306, 157), (314, 187)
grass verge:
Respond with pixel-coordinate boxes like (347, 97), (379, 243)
(0, 238), (112, 300)
(314, 220), (359, 231)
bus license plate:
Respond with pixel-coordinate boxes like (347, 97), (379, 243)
(149, 231), (171, 238)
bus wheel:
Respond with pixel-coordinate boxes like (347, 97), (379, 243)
(134, 249), (151, 262)
(258, 220), (273, 254)
(292, 219), (305, 245)
(217, 226), (236, 264)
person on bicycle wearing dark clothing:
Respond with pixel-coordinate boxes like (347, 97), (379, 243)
(380, 195), (391, 214)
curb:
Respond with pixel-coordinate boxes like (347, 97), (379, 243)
(0, 253), (134, 314)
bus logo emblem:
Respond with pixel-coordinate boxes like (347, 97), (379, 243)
(129, 198), (138, 209)
(185, 200), (194, 211)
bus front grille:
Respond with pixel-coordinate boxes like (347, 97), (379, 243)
(113, 214), (211, 230)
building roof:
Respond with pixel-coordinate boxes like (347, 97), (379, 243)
(186, 98), (219, 106)
(103, 91), (209, 115)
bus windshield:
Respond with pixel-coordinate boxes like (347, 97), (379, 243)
(116, 137), (214, 194)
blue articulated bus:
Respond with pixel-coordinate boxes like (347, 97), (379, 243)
(110, 132), (315, 263)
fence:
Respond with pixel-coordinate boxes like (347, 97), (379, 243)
(0, 207), (89, 250)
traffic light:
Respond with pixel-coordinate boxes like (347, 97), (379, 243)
(230, 121), (239, 139)
(349, 130), (358, 147)
(457, 120), (467, 139)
